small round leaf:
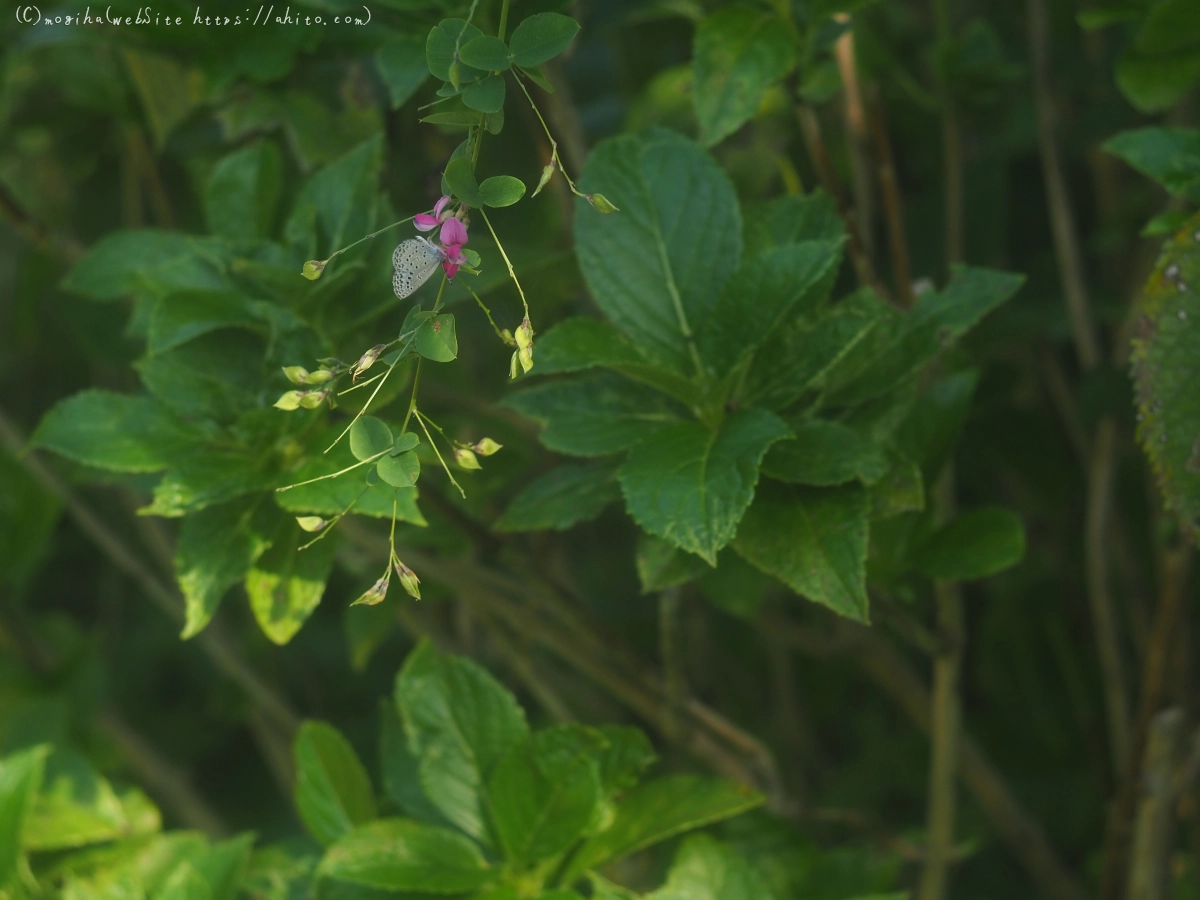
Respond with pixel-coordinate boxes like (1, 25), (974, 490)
(463, 75), (506, 114)
(350, 416), (394, 461)
(479, 175), (526, 208)
(444, 158), (482, 208)
(458, 35), (512, 72)
(414, 315), (459, 362)
(377, 451), (421, 488)
(509, 13), (580, 69)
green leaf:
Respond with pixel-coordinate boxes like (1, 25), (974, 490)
(698, 241), (843, 376)
(693, 7), (796, 147)
(734, 484), (870, 621)
(0, 745), (47, 887)
(377, 451), (421, 488)
(1103, 127), (1200, 200)
(562, 775), (762, 883)
(395, 640), (529, 842)
(350, 417), (394, 462)
(176, 498), (274, 639)
(520, 64), (555, 92)
(575, 128), (742, 375)
(426, 18), (486, 82)
(62, 230), (229, 305)
(509, 13), (581, 68)
(504, 373), (684, 457)
(1132, 212), (1200, 537)
(147, 290), (264, 355)
(204, 141), (282, 241)
(246, 520), (336, 645)
(444, 157), (482, 207)
(1115, 0), (1200, 111)
(636, 532), (710, 592)
(646, 834), (772, 900)
(744, 191), (844, 253)
(592, 726), (656, 796)
(867, 450), (925, 520)
(376, 35), (429, 108)
(463, 75), (507, 113)
(478, 175), (526, 208)
(494, 461), (622, 532)
(294, 721), (377, 847)
(137, 330), (264, 422)
(912, 507), (1026, 581)
(121, 48), (201, 149)
(285, 136), (384, 257)
(894, 370), (979, 483)
(742, 289), (885, 412)
(618, 409), (791, 565)
(188, 833), (256, 900)
(31, 390), (201, 473)
(761, 420), (889, 486)
(825, 266), (1024, 406)
(458, 36), (513, 72)
(393, 432), (420, 455)
(489, 725), (605, 864)
(318, 819), (493, 893)
(379, 701), (449, 826)
(23, 750), (127, 851)
(158, 861), (214, 900)
(533, 318), (701, 406)
(414, 314), (458, 362)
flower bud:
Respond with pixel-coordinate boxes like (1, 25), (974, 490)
(394, 560), (421, 599)
(509, 350), (520, 380)
(274, 390), (305, 411)
(532, 161), (556, 197)
(500, 328), (515, 346)
(353, 344), (386, 380)
(298, 390), (327, 409)
(305, 368), (335, 385)
(454, 447), (482, 470)
(283, 366), (309, 384)
(296, 516), (327, 532)
(302, 259), (327, 280)
(473, 437), (502, 456)
(351, 575), (389, 607)
(586, 193), (619, 214)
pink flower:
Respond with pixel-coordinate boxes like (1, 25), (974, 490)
(440, 216), (468, 247)
(441, 243), (467, 279)
(414, 195), (453, 232)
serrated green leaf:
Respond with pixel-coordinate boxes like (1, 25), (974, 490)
(592, 726), (656, 797)
(504, 373), (684, 457)
(414, 314), (458, 362)
(912, 507), (1026, 581)
(294, 721), (377, 847)
(479, 175), (526, 208)
(0, 745), (47, 888)
(246, 520), (336, 645)
(204, 141), (282, 241)
(744, 191), (845, 253)
(619, 409), (791, 564)
(463, 74), (506, 112)
(489, 725), (605, 864)
(509, 13), (581, 68)
(395, 640), (529, 842)
(23, 750), (127, 851)
(458, 35), (512, 72)
(646, 834), (772, 900)
(379, 701), (449, 827)
(318, 819), (493, 892)
(61, 230), (230, 304)
(147, 290), (264, 355)
(562, 775), (762, 883)
(636, 532), (710, 593)
(693, 8), (796, 147)
(494, 461), (622, 532)
(761, 420), (889, 486)
(136, 330), (264, 422)
(377, 451), (420, 488)
(376, 35), (429, 108)
(734, 483), (870, 621)
(1104, 127), (1200, 200)
(576, 128), (742, 375)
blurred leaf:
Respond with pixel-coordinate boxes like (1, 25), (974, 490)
(246, 521), (336, 645)
(395, 640), (529, 842)
(121, 49), (203, 148)
(646, 834), (773, 900)
(1104, 127), (1200, 200)
(285, 136), (383, 257)
(494, 461), (622, 532)
(294, 721), (377, 847)
(31, 390), (201, 473)
(62, 231), (229, 304)
(318, 819), (493, 892)
(136, 330), (264, 421)
(592, 726), (656, 797)
(563, 775), (762, 883)
(693, 7), (795, 147)
(376, 35), (429, 108)
(205, 142), (283, 241)
(761, 420), (889, 486)
(504, 373), (684, 457)
(509, 13), (581, 68)
(636, 532), (710, 592)
(378, 702), (448, 826)
(147, 291), (264, 355)
(743, 191), (844, 253)
(489, 725), (605, 864)
(619, 409), (791, 565)
(734, 484), (870, 621)
(0, 449), (60, 587)
(894, 370), (979, 483)
(23, 750), (127, 851)
(912, 507), (1026, 581)
(575, 128), (742, 375)
(0, 745), (47, 886)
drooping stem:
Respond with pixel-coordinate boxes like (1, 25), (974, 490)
(402, 358), (423, 434)
(413, 408), (465, 498)
(513, 73), (585, 198)
(478, 208), (530, 318)
(276, 448), (391, 492)
(324, 214), (418, 264)
(463, 282), (515, 344)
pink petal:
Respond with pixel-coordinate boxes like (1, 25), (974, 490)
(413, 213), (439, 231)
(442, 261), (460, 279)
(433, 195), (451, 217)
(442, 243), (466, 264)
(440, 217), (468, 247)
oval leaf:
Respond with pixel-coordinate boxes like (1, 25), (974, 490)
(444, 157), (482, 207)
(463, 75), (506, 113)
(426, 19), (485, 82)
(377, 451), (421, 488)
(479, 175), (526, 208)
(319, 818), (493, 893)
(414, 315), (458, 362)
(294, 721), (377, 847)
(509, 13), (581, 68)
(912, 507), (1027, 581)
(349, 416), (393, 462)
(458, 35), (513, 72)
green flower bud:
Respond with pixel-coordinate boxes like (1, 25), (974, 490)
(305, 369), (334, 385)
(501, 328), (515, 347)
(473, 437), (502, 456)
(454, 447), (482, 470)
(283, 366), (310, 384)
(296, 516), (327, 533)
(394, 560), (421, 599)
(302, 259), (327, 280)
(532, 161), (556, 198)
(351, 575), (389, 607)
(298, 390), (326, 409)
(353, 344), (386, 380)
(274, 390), (305, 411)
(586, 193), (619, 214)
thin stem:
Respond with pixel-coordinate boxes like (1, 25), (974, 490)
(324, 357), (403, 453)
(276, 448), (390, 492)
(413, 408), (465, 498)
(478, 208), (530, 318)
(327, 214), (418, 263)
(463, 282), (514, 344)
(298, 482), (371, 551)
(402, 358), (423, 434)
(338, 371), (384, 395)
(833, 13), (874, 259)
(867, 86), (916, 308)
(513, 73), (583, 196)
(497, 0), (511, 40)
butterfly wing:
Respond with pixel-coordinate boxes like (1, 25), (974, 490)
(392, 238), (444, 299)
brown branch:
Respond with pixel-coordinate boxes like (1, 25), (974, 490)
(1125, 707), (1184, 900)
(834, 14), (875, 260)
(867, 86), (916, 308)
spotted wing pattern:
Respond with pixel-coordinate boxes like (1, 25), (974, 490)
(392, 238), (443, 299)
